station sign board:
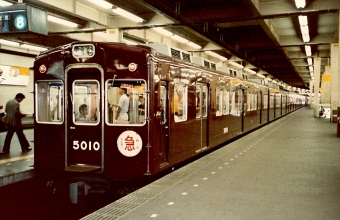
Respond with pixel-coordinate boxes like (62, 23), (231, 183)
(0, 3), (47, 35)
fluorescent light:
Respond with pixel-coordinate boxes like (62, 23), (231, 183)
(122, 39), (138, 45)
(309, 66), (313, 72)
(21, 44), (47, 51)
(302, 34), (310, 43)
(256, 73), (265, 78)
(187, 41), (201, 49)
(205, 51), (227, 61)
(86, 0), (112, 9)
(307, 58), (313, 65)
(228, 61), (243, 69)
(305, 45), (312, 56)
(295, 0), (306, 8)
(0, 39), (19, 46)
(48, 15), (78, 28)
(0, 0), (12, 6)
(112, 8), (144, 23)
(171, 34), (188, 44)
(300, 25), (309, 35)
(243, 67), (256, 75)
(153, 27), (173, 37)
(298, 16), (308, 26)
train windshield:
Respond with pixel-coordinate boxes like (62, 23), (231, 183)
(106, 79), (146, 125)
(35, 81), (64, 124)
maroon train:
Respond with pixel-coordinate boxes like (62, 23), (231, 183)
(33, 42), (306, 195)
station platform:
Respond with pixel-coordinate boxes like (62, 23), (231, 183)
(0, 128), (34, 187)
(83, 107), (340, 220)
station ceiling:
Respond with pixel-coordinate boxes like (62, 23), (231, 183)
(2, 0), (340, 89)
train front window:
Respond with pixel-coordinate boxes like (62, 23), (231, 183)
(73, 81), (99, 125)
(106, 80), (146, 125)
(35, 81), (64, 124)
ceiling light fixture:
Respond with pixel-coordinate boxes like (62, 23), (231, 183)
(294, 0), (306, 9)
(0, 39), (19, 47)
(153, 27), (172, 37)
(21, 44), (47, 51)
(305, 45), (312, 56)
(0, 0), (12, 6)
(243, 67), (256, 75)
(298, 16), (308, 26)
(86, 0), (112, 9)
(228, 61), (243, 69)
(307, 58), (313, 65)
(205, 51), (227, 61)
(187, 41), (201, 50)
(112, 8), (144, 23)
(48, 15), (78, 28)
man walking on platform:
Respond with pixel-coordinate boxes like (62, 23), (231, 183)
(1, 93), (32, 154)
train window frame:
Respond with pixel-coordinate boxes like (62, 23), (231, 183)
(215, 88), (223, 116)
(35, 80), (64, 124)
(222, 89), (229, 115)
(73, 80), (100, 126)
(195, 83), (208, 119)
(174, 83), (188, 123)
(105, 79), (147, 126)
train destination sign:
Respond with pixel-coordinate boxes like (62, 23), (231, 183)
(0, 4), (47, 35)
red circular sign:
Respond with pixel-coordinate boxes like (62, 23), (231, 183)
(39, 65), (47, 73)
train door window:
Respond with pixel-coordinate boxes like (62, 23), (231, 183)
(160, 86), (167, 124)
(230, 91), (236, 115)
(106, 79), (146, 125)
(35, 80), (64, 124)
(223, 89), (229, 115)
(263, 94), (268, 109)
(73, 80), (99, 125)
(237, 89), (243, 116)
(196, 84), (208, 118)
(254, 93), (258, 110)
(216, 88), (223, 116)
(174, 83), (187, 122)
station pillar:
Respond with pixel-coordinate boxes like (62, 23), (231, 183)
(313, 57), (321, 117)
(330, 43), (340, 122)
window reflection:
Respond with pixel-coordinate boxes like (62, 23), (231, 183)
(73, 81), (99, 124)
(107, 80), (146, 125)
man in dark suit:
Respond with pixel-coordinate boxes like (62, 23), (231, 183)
(1, 93), (32, 154)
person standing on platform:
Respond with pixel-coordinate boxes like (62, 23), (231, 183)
(1, 93), (32, 154)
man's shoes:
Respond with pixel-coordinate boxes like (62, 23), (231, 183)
(22, 147), (32, 153)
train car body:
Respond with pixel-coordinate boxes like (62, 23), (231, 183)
(33, 42), (305, 194)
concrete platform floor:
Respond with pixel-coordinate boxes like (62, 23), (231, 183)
(84, 108), (340, 220)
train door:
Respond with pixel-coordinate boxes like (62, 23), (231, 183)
(195, 83), (208, 152)
(158, 81), (169, 166)
(65, 65), (103, 172)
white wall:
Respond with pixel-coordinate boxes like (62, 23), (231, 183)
(0, 53), (35, 114)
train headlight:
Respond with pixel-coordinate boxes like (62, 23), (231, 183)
(72, 44), (95, 59)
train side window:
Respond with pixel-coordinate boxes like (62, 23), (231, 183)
(216, 88), (223, 116)
(35, 80), (64, 124)
(222, 89), (229, 115)
(174, 83), (187, 122)
(106, 80), (146, 125)
(73, 80), (99, 125)
(160, 86), (167, 124)
(230, 91), (236, 115)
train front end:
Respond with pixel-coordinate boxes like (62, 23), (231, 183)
(33, 42), (154, 195)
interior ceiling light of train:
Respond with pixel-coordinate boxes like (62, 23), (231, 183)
(0, 0), (338, 91)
